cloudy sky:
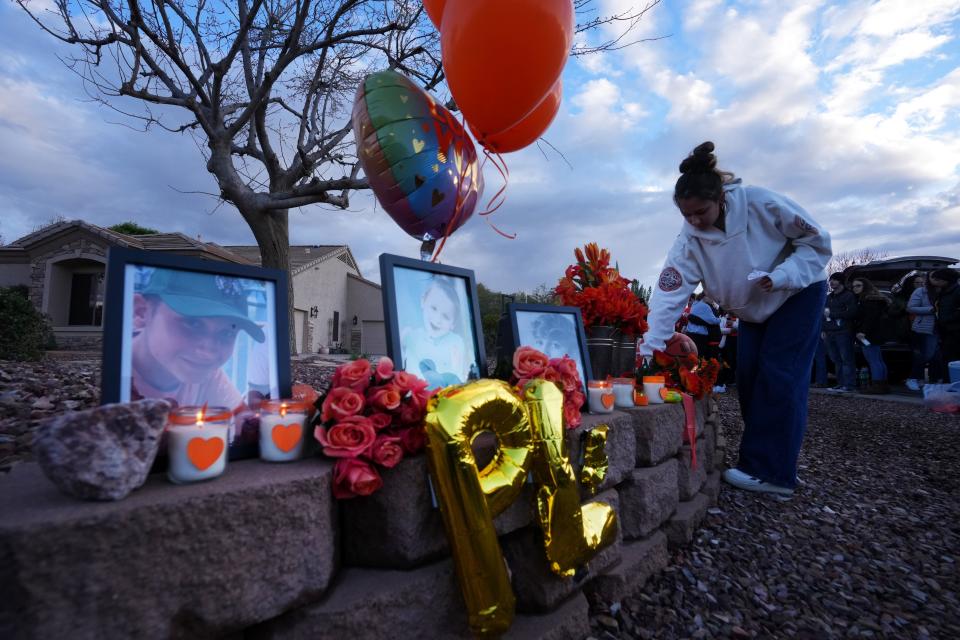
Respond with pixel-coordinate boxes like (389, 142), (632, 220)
(2, 0), (958, 294)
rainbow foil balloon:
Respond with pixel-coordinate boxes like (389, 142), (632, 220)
(352, 70), (483, 243)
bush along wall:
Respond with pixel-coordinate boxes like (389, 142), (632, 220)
(0, 286), (55, 361)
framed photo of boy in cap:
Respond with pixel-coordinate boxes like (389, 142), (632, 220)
(101, 247), (291, 460)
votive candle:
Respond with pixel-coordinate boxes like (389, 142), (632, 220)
(587, 380), (615, 414)
(259, 400), (307, 462)
(167, 406), (230, 484)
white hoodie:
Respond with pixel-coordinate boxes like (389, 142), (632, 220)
(640, 181), (831, 356)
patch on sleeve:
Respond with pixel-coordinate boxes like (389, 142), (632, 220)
(658, 267), (683, 292)
(794, 214), (818, 234)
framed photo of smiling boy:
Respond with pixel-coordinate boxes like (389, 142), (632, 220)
(379, 253), (487, 390)
(101, 247), (291, 459)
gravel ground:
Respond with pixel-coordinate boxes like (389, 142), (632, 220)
(589, 392), (960, 640)
(3, 356), (959, 638)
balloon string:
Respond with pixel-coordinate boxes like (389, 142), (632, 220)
(484, 216), (517, 239)
(430, 127), (474, 263)
(477, 148), (509, 217)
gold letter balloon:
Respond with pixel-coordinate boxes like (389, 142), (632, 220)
(424, 379), (617, 635)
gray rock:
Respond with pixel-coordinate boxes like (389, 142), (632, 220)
(664, 492), (710, 547)
(0, 458), (338, 640)
(585, 531), (669, 603)
(623, 404), (684, 466)
(677, 437), (707, 501)
(619, 458), (679, 539)
(506, 592), (591, 640)
(341, 453), (535, 568)
(568, 411), (637, 499)
(248, 559), (467, 639)
(702, 419), (717, 471)
(702, 470), (722, 505)
(32, 399), (170, 501)
(503, 489), (622, 612)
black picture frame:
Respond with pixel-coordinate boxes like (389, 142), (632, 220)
(506, 303), (592, 397)
(101, 247), (291, 461)
(379, 253), (487, 388)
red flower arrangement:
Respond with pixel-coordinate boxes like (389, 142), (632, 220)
(510, 346), (585, 429)
(555, 242), (648, 335)
(314, 357), (433, 499)
(640, 350), (721, 400)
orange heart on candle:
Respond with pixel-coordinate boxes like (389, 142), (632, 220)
(272, 423), (303, 453)
(187, 437), (225, 471)
(601, 393), (614, 409)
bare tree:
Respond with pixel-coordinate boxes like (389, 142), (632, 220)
(17, 0), (659, 351)
(827, 248), (890, 275)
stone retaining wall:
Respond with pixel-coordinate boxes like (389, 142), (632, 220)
(0, 399), (725, 639)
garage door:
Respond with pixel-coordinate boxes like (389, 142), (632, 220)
(361, 320), (387, 356)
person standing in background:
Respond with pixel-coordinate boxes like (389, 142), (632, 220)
(685, 293), (721, 360)
(822, 274), (858, 392)
(851, 277), (890, 394)
(929, 269), (960, 372)
(905, 273), (939, 390)
(718, 311), (739, 387)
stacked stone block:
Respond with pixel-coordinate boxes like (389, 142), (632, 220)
(1, 399), (723, 639)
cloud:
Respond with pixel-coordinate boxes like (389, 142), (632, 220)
(2, 0), (959, 301)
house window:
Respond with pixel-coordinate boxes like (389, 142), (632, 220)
(68, 273), (104, 326)
(332, 310), (340, 342)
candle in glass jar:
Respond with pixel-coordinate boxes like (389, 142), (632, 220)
(643, 376), (665, 404)
(259, 400), (307, 462)
(167, 406), (230, 484)
(611, 378), (635, 408)
(587, 380), (615, 413)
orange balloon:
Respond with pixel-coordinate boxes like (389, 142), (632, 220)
(471, 80), (562, 154)
(442, 0), (573, 140)
(423, 0), (446, 29)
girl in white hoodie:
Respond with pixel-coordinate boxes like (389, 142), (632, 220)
(641, 142), (832, 496)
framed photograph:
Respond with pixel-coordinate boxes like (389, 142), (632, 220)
(101, 247), (291, 460)
(379, 253), (487, 389)
(507, 303), (592, 397)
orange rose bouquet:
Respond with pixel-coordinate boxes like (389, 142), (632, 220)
(510, 346), (585, 429)
(313, 357), (433, 499)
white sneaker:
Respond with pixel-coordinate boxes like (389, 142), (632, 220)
(905, 379), (921, 391)
(722, 468), (794, 496)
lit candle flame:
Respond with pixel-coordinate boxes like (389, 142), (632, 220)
(196, 410), (204, 426)
(280, 402), (288, 418)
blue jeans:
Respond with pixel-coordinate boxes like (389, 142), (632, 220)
(813, 335), (828, 385)
(861, 344), (887, 382)
(736, 280), (826, 489)
(824, 331), (856, 388)
(910, 332), (939, 380)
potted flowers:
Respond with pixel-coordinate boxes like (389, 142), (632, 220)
(555, 243), (648, 378)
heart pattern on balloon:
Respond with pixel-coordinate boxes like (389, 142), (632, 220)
(187, 437), (225, 471)
(272, 423), (303, 453)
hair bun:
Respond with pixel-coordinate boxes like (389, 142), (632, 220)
(679, 141), (717, 174)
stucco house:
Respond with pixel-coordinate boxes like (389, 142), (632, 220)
(0, 220), (385, 355)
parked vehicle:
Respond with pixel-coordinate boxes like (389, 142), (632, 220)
(842, 255), (958, 382)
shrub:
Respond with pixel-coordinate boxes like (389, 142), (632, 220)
(0, 286), (55, 360)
